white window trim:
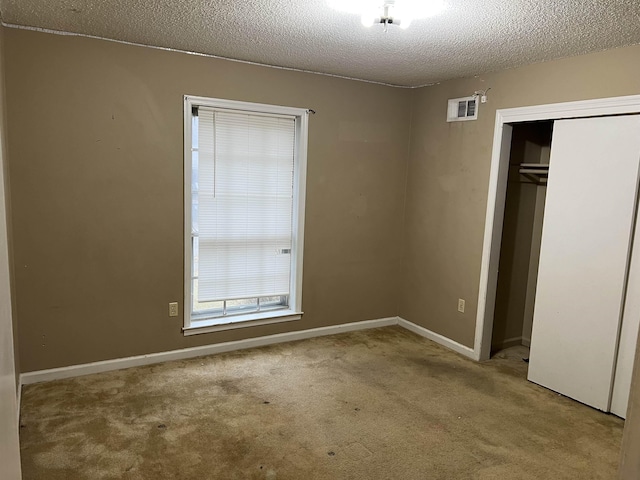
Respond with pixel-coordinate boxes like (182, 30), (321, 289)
(183, 95), (309, 335)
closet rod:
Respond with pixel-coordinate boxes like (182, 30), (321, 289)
(518, 163), (549, 185)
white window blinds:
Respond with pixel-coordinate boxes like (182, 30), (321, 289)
(196, 108), (296, 302)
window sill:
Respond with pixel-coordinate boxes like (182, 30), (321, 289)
(183, 310), (303, 336)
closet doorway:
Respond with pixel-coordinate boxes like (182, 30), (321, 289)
(490, 121), (552, 354)
(474, 95), (640, 418)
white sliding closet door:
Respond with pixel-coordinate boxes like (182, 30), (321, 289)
(610, 212), (640, 418)
(528, 115), (640, 411)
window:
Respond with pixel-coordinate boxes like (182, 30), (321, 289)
(183, 96), (309, 335)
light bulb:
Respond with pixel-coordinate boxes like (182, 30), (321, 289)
(360, 4), (380, 27)
(361, 14), (376, 27)
(394, 0), (446, 24)
(399, 17), (412, 29)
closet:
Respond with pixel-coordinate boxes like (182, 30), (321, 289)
(492, 115), (640, 419)
(492, 121), (552, 352)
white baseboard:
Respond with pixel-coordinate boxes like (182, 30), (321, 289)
(398, 317), (476, 360)
(496, 336), (525, 350)
(494, 336), (532, 350)
(21, 316), (483, 385)
(20, 317), (398, 385)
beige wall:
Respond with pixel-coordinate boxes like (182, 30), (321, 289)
(0, 22), (23, 480)
(0, 24), (18, 387)
(4, 28), (412, 372)
(400, 44), (640, 348)
(6, 29), (639, 368)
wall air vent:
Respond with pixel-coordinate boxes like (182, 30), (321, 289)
(447, 96), (478, 122)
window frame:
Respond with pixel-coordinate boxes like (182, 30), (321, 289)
(183, 95), (308, 336)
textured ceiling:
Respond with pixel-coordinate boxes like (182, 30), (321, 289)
(1, 0), (640, 87)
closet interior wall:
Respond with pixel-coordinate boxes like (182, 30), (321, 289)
(492, 121), (553, 353)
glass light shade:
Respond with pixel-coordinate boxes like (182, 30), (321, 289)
(328, 0), (446, 28)
(399, 17), (412, 29)
(361, 14), (377, 27)
(394, 0), (445, 20)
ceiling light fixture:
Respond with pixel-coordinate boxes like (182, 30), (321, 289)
(328, 0), (446, 31)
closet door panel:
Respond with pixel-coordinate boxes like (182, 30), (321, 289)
(611, 212), (640, 418)
(528, 115), (640, 411)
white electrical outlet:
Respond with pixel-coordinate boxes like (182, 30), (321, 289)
(169, 302), (179, 317)
(457, 298), (465, 313)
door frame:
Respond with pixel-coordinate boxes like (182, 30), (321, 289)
(474, 94), (640, 361)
